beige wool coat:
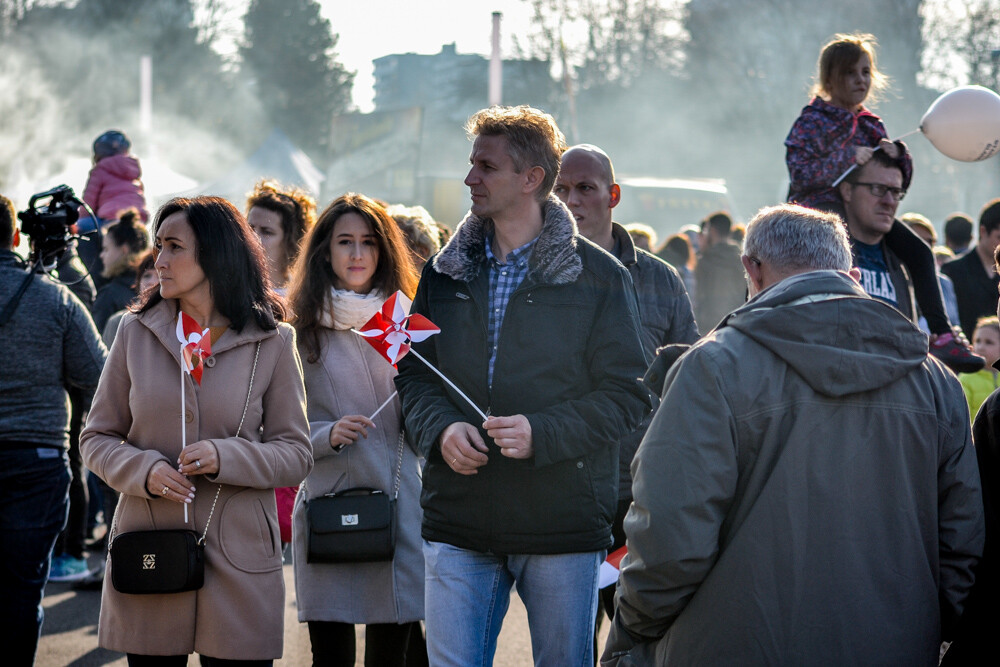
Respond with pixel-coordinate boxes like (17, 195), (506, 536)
(81, 299), (312, 660)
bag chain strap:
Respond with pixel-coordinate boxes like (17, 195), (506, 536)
(391, 430), (404, 501)
(197, 340), (260, 544)
(302, 406), (406, 501)
(110, 341), (260, 548)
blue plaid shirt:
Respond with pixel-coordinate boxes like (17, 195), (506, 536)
(484, 233), (536, 387)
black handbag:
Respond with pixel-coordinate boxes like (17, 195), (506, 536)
(109, 342), (260, 594)
(110, 529), (205, 594)
(305, 431), (405, 564)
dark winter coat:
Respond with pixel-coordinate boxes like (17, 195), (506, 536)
(611, 223), (698, 501)
(941, 248), (1000, 339)
(942, 362), (1000, 665)
(91, 268), (138, 333)
(605, 270), (982, 666)
(694, 239), (745, 333)
(395, 195), (650, 555)
(0, 249), (106, 449)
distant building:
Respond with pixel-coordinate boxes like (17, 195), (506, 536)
(373, 43), (554, 120)
(327, 44), (556, 227)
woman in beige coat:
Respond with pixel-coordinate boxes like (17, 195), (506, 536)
(286, 193), (424, 666)
(81, 196), (312, 666)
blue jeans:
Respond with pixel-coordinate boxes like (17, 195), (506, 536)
(0, 446), (71, 666)
(423, 540), (603, 667)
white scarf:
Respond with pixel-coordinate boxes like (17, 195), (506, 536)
(319, 288), (385, 331)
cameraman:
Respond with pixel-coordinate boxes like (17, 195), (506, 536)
(0, 193), (106, 665)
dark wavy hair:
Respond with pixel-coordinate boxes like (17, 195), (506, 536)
(105, 208), (149, 254)
(246, 179), (317, 283)
(135, 196), (284, 331)
(287, 193), (418, 362)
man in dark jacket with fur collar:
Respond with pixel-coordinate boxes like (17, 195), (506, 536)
(395, 106), (649, 666)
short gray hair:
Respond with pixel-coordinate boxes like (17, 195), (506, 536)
(743, 204), (852, 273)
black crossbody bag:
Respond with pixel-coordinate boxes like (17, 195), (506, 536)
(305, 431), (405, 563)
(109, 342), (259, 594)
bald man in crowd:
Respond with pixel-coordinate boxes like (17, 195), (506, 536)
(554, 143), (699, 633)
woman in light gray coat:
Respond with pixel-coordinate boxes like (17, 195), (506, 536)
(287, 193), (424, 667)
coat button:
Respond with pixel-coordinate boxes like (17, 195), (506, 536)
(204, 356), (216, 368)
(577, 461), (584, 469)
(185, 410), (194, 424)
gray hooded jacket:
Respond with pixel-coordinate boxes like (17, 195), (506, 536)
(605, 270), (984, 666)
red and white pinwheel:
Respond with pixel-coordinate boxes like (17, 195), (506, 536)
(356, 291), (440, 366)
(353, 291), (487, 421)
(176, 311), (212, 385)
(598, 545), (629, 589)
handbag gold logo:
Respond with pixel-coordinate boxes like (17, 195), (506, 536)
(143, 554), (156, 570)
(341, 514), (358, 526)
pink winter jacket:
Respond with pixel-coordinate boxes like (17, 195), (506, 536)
(79, 154), (149, 222)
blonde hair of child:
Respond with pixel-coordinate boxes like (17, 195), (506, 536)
(810, 33), (889, 105)
(974, 316), (1000, 340)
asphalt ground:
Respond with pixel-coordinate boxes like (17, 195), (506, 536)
(37, 548), (611, 666)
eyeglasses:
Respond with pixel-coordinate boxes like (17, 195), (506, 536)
(852, 182), (907, 202)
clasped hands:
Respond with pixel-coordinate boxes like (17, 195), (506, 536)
(441, 415), (532, 476)
(144, 439), (219, 503)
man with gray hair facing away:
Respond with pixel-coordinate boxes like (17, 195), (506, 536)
(602, 204), (984, 665)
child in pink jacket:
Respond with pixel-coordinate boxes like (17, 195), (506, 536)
(78, 130), (149, 231)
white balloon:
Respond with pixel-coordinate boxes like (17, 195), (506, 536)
(920, 85), (1000, 162)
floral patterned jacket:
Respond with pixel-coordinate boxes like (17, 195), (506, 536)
(785, 97), (912, 209)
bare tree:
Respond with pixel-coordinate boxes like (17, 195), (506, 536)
(517, 0), (687, 90)
(193, 0), (243, 59)
(922, 0), (1000, 91)
(0, 0), (32, 36)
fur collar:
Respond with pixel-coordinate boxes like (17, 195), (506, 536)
(433, 195), (582, 285)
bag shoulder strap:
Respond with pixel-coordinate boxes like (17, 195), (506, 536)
(303, 428), (406, 501)
(198, 340), (260, 543)
(110, 340), (261, 547)
(391, 430), (404, 500)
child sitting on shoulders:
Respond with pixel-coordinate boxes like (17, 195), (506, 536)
(785, 33), (982, 373)
(78, 129), (149, 231)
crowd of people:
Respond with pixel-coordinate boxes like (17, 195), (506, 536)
(0, 30), (996, 667)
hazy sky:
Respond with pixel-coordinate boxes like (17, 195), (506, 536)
(317, 0), (535, 112)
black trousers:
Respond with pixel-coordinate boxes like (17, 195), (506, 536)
(307, 620), (417, 667)
(126, 654), (272, 667)
(54, 388), (88, 560)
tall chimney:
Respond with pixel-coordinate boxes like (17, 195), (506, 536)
(489, 12), (502, 106)
(140, 55), (152, 134)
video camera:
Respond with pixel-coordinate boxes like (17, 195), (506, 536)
(16, 185), (84, 269)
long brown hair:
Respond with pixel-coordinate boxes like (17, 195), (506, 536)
(287, 193), (418, 362)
